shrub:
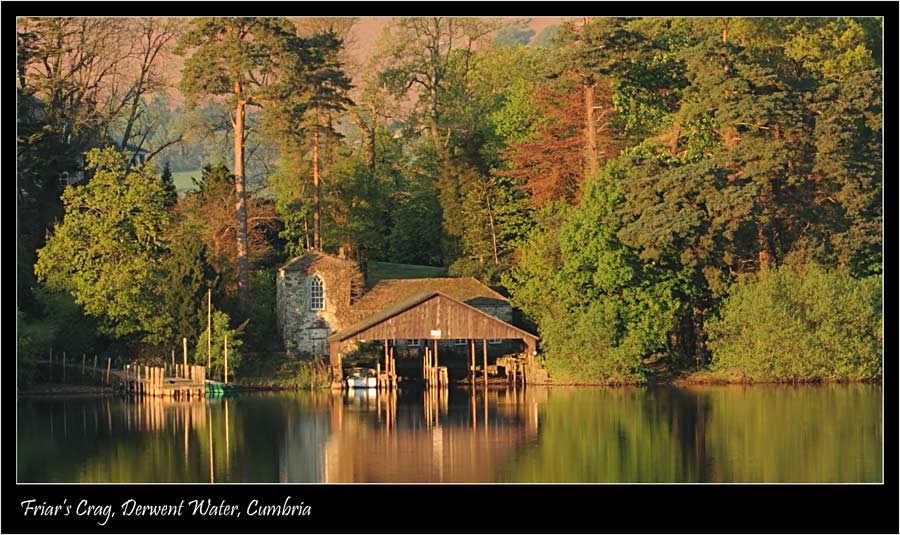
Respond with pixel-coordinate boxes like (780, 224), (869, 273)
(706, 264), (882, 382)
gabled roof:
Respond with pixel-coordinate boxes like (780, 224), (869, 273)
(348, 277), (507, 323)
(277, 251), (355, 272)
(329, 290), (438, 342)
(329, 291), (537, 343)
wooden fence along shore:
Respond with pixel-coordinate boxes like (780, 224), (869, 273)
(41, 347), (208, 400)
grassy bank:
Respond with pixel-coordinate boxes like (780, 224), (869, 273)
(673, 370), (882, 387)
(366, 261), (446, 280)
(235, 353), (331, 390)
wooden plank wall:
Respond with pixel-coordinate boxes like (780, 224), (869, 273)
(330, 294), (537, 366)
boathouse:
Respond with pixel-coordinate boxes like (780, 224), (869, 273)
(328, 289), (539, 368)
(275, 252), (540, 382)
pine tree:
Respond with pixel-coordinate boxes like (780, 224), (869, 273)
(177, 17), (296, 310)
(160, 161), (177, 208)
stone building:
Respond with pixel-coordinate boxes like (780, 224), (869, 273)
(275, 252), (515, 358)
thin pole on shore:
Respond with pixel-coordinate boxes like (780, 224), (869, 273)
(62, 352), (66, 383)
(81, 354), (86, 377)
(106, 358), (111, 385)
(49, 348), (53, 381)
(223, 334), (229, 385)
(171, 350), (175, 369)
(207, 289), (212, 378)
(183, 338), (188, 371)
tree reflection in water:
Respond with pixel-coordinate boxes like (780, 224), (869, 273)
(17, 384), (881, 483)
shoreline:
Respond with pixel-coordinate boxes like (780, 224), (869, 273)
(18, 375), (882, 397)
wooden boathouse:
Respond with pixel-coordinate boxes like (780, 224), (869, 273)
(328, 290), (539, 388)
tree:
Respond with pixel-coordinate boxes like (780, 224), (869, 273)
(194, 310), (242, 382)
(159, 161), (178, 207)
(322, 155), (388, 261)
(181, 162), (279, 282)
(266, 29), (353, 252)
(707, 264), (882, 381)
(502, 78), (585, 207)
(553, 18), (642, 177)
(177, 17), (296, 309)
(504, 168), (681, 384)
(34, 148), (174, 345)
(160, 214), (219, 349)
(377, 17), (501, 162)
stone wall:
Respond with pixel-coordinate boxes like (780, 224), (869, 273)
(276, 269), (342, 357)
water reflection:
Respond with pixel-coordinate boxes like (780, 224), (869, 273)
(17, 384), (881, 483)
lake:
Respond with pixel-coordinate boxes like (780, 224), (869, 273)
(17, 384), (882, 483)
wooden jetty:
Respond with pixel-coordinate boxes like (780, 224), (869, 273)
(123, 364), (207, 399)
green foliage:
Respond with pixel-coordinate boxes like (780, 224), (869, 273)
(177, 17), (296, 109)
(323, 155), (389, 259)
(17, 308), (54, 384)
(159, 161), (178, 207)
(386, 181), (444, 266)
(245, 270), (279, 352)
(17, 287), (100, 384)
(194, 310), (243, 382)
(505, 169), (681, 384)
(235, 354), (331, 389)
(159, 219), (218, 348)
(35, 148), (174, 345)
(707, 264), (882, 381)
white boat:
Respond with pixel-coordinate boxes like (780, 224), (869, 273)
(345, 367), (377, 388)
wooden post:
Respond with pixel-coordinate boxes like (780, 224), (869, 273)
(93, 355), (98, 371)
(49, 348), (53, 381)
(62, 352), (66, 383)
(433, 340), (439, 387)
(207, 288), (212, 378)
(389, 345), (395, 378)
(106, 358), (111, 385)
(469, 340), (475, 387)
(182, 338), (188, 369)
(224, 333), (229, 385)
(171, 350), (175, 369)
(483, 339), (488, 390)
(81, 354), (86, 377)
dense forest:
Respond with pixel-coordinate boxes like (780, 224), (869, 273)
(17, 17), (883, 385)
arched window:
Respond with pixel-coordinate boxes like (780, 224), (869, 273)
(309, 275), (325, 311)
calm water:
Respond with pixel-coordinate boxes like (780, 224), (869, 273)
(17, 385), (882, 483)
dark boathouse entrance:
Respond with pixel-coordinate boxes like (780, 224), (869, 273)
(327, 291), (539, 388)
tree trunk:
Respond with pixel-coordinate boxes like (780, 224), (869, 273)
(352, 111), (376, 173)
(233, 83), (251, 310)
(758, 181), (774, 271)
(584, 82), (598, 178)
(692, 306), (707, 370)
(486, 193), (499, 264)
(758, 226), (774, 270)
(313, 125), (321, 251)
(303, 216), (311, 251)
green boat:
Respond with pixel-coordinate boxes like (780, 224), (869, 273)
(205, 380), (239, 396)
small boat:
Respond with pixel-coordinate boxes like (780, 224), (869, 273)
(345, 367), (377, 388)
(205, 380), (239, 395)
